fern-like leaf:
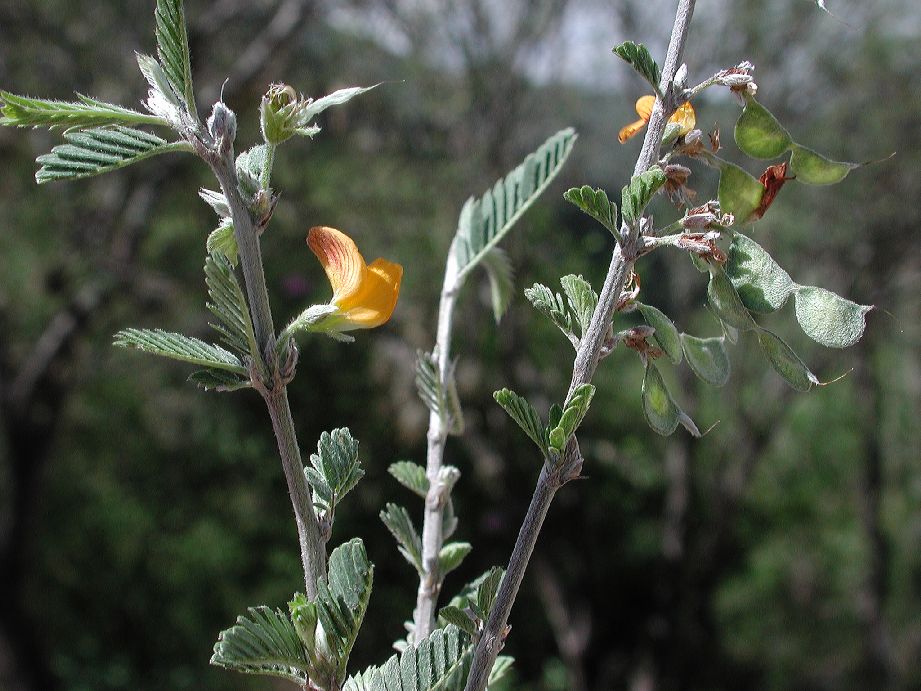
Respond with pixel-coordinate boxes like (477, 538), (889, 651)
(380, 503), (423, 573)
(493, 388), (548, 457)
(155, 0), (196, 110)
(113, 328), (246, 374)
(481, 247), (515, 324)
(205, 253), (257, 359)
(0, 91), (168, 130)
(388, 461), (429, 498)
(34, 126), (191, 183)
(452, 128), (577, 281)
(415, 351), (464, 435)
(210, 606), (311, 684)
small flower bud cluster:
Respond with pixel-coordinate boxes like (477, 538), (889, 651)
(714, 61), (758, 104)
(681, 201), (734, 230)
(260, 83), (320, 145)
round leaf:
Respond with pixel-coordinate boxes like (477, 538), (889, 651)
(793, 286), (872, 348)
(756, 328), (819, 392)
(725, 233), (795, 313)
(789, 144), (857, 185)
(717, 161), (765, 224)
(735, 98), (792, 159)
(638, 303), (682, 364)
(680, 334), (730, 387)
(708, 270), (757, 331)
(642, 362), (679, 436)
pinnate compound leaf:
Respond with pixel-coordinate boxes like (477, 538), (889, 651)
(680, 334), (730, 387)
(453, 129), (577, 280)
(494, 389), (548, 456)
(525, 283), (576, 343)
(307, 429), (364, 516)
(564, 185), (619, 237)
(560, 275), (598, 338)
(380, 504), (423, 573)
(343, 624), (472, 691)
(725, 233), (795, 313)
(439, 542), (473, 577)
(708, 270), (757, 332)
(439, 606), (477, 637)
(113, 328), (246, 374)
(210, 606), (310, 684)
(0, 91), (168, 130)
(415, 351), (464, 435)
(481, 247), (515, 324)
(793, 286), (872, 348)
(155, 0), (196, 109)
(205, 253), (257, 359)
(734, 97), (792, 159)
(642, 362), (701, 437)
(717, 160), (764, 224)
(637, 303), (682, 364)
(789, 144), (858, 185)
(206, 221), (238, 265)
(316, 539), (374, 680)
(35, 126), (190, 183)
(621, 166), (666, 226)
(388, 461), (429, 498)
(756, 328), (820, 391)
(547, 384), (596, 453)
(612, 41), (662, 93)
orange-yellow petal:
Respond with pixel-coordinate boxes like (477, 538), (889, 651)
(669, 101), (696, 136)
(307, 226), (364, 302)
(337, 258), (403, 329)
(619, 95), (656, 143)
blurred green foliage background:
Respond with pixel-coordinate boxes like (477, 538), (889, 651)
(0, 1), (919, 689)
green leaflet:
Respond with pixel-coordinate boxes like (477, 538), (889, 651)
(481, 247), (515, 324)
(725, 233), (795, 313)
(793, 286), (872, 348)
(789, 144), (859, 185)
(680, 334), (730, 388)
(0, 91), (168, 130)
(547, 384), (596, 453)
(113, 328), (246, 374)
(525, 282), (577, 344)
(717, 160), (764, 225)
(380, 503), (423, 573)
(388, 461), (429, 498)
(734, 97), (792, 159)
(612, 41), (662, 94)
(564, 184), (620, 239)
(34, 126), (190, 183)
(204, 252), (258, 360)
(155, 0), (196, 109)
(637, 303), (682, 365)
(621, 166), (666, 226)
(641, 362), (700, 437)
(560, 274), (598, 337)
(415, 350), (464, 435)
(493, 388), (548, 457)
(343, 624), (472, 691)
(453, 128), (577, 281)
(756, 328), (820, 391)
(206, 221), (238, 266)
(306, 429), (364, 518)
(210, 606), (311, 684)
(439, 542), (473, 577)
(707, 270), (757, 331)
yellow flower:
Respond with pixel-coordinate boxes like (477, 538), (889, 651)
(307, 226), (402, 330)
(618, 95), (696, 143)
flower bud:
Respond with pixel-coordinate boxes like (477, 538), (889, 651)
(207, 101), (236, 152)
(260, 83), (301, 145)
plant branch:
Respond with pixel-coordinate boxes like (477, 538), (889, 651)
(464, 2), (697, 688)
(414, 252), (461, 639)
(206, 122), (326, 599)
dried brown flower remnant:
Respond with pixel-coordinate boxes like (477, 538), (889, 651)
(754, 162), (794, 220)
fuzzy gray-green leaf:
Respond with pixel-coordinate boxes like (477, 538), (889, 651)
(210, 606), (310, 684)
(725, 233), (795, 313)
(756, 328), (820, 391)
(206, 221), (238, 266)
(388, 461), (429, 498)
(638, 303), (682, 364)
(155, 0), (196, 109)
(380, 503), (423, 573)
(793, 286), (872, 348)
(114, 328), (246, 374)
(35, 126), (190, 183)
(612, 41), (662, 93)
(525, 283), (576, 344)
(205, 252), (257, 359)
(494, 388), (548, 456)
(621, 166), (666, 225)
(547, 384), (595, 453)
(481, 247), (515, 324)
(560, 275), (598, 338)
(680, 334), (730, 387)
(439, 542), (473, 577)
(308, 429), (364, 515)
(0, 91), (168, 130)
(564, 185), (619, 238)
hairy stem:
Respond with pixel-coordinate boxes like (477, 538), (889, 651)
(414, 254), (461, 639)
(208, 135), (326, 598)
(464, 1), (696, 688)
